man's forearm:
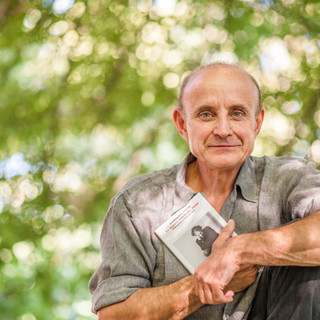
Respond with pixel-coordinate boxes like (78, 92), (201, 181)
(97, 275), (203, 320)
(194, 213), (320, 304)
(235, 211), (320, 267)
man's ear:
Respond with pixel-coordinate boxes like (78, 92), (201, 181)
(254, 108), (265, 136)
(173, 108), (189, 141)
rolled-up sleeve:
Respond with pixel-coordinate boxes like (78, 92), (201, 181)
(89, 193), (155, 313)
(285, 161), (320, 219)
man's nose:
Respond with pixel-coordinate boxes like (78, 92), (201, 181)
(212, 116), (232, 138)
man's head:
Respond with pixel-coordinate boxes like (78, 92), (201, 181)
(173, 63), (265, 172)
(178, 63), (262, 115)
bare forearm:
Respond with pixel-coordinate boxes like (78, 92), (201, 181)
(194, 213), (320, 305)
(97, 275), (203, 320)
(235, 211), (320, 267)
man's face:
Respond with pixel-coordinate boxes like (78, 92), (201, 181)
(174, 66), (264, 172)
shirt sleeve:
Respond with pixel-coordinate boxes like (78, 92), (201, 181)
(285, 161), (320, 219)
(89, 193), (156, 313)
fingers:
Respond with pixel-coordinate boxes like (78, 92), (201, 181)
(197, 287), (234, 304)
(194, 220), (237, 305)
(194, 256), (236, 304)
(225, 264), (260, 293)
(211, 219), (235, 251)
(195, 278), (234, 305)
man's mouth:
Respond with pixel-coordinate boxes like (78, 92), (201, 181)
(209, 144), (239, 148)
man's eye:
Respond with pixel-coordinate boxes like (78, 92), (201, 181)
(199, 112), (212, 118)
(232, 111), (243, 117)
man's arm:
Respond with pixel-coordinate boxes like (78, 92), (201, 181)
(97, 222), (259, 320)
(97, 275), (201, 320)
(239, 210), (320, 266)
(195, 211), (320, 304)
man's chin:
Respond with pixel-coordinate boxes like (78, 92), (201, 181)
(204, 158), (244, 171)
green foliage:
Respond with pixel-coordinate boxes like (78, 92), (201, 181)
(0, 0), (319, 319)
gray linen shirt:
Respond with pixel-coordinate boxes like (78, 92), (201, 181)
(89, 153), (320, 319)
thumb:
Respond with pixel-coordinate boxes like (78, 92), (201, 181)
(211, 219), (235, 250)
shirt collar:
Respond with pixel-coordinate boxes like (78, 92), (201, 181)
(174, 153), (197, 211)
(174, 153), (261, 208)
(234, 156), (261, 203)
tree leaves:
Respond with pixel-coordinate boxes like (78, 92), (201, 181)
(0, 0), (319, 318)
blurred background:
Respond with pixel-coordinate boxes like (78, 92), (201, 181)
(0, 0), (319, 319)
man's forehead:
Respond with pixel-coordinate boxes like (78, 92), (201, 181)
(185, 65), (253, 90)
(182, 64), (261, 110)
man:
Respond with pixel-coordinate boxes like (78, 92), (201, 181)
(89, 63), (320, 319)
(191, 225), (219, 256)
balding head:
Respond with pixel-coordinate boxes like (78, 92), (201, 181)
(178, 63), (262, 115)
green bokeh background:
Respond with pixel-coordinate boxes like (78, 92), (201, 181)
(0, 0), (319, 319)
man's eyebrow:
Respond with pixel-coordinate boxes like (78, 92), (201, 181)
(229, 104), (250, 112)
(193, 105), (216, 114)
(193, 104), (250, 114)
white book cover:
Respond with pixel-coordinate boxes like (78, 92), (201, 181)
(155, 193), (236, 274)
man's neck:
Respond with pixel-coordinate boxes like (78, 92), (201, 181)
(185, 160), (240, 213)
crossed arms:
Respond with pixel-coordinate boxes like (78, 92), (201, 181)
(97, 211), (320, 320)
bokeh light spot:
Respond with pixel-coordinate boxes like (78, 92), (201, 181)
(53, 0), (74, 14)
(163, 72), (179, 88)
(311, 140), (320, 163)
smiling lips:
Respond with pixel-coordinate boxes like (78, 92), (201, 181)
(208, 144), (241, 148)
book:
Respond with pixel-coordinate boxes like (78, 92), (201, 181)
(155, 193), (236, 274)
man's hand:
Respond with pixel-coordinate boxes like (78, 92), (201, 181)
(224, 263), (259, 293)
(194, 220), (259, 305)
